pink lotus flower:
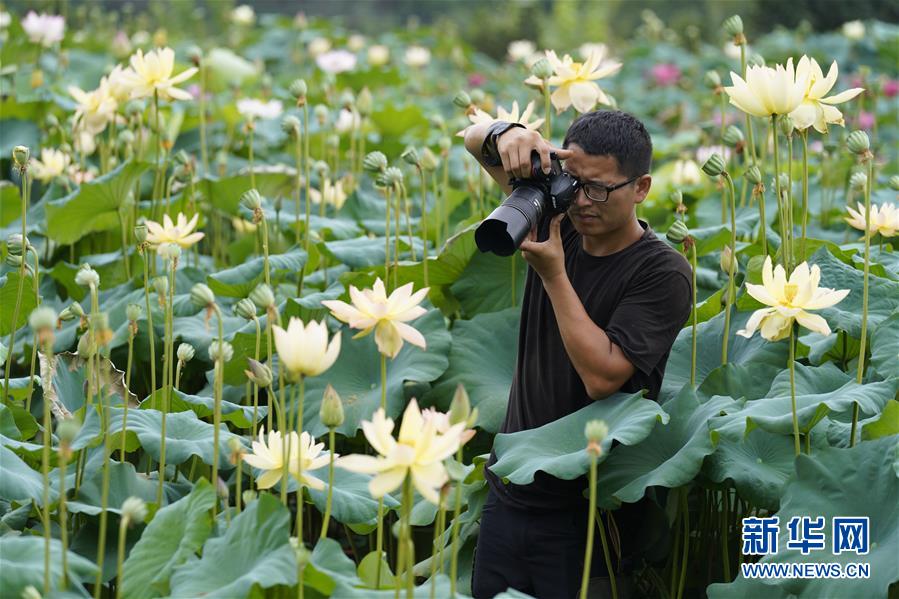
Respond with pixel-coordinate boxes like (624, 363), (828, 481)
(856, 111), (875, 130)
(882, 79), (899, 98)
(649, 63), (681, 87)
(468, 73), (485, 87)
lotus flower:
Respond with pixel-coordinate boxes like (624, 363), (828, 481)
(321, 278), (429, 359)
(236, 98), (284, 121)
(457, 100), (544, 137)
(121, 47), (198, 102)
(144, 212), (205, 249)
(308, 179), (348, 210)
(845, 202), (898, 238)
(671, 159), (702, 186)
(21, 11), (64, 47)
(524, 48), (622, 114)
(737, 256), (849, 342)
(68, 79), (118, 135)
(31, 148), (71, 183)
(316, 49), (357, 74)
(272, 317), (341, 379)
(230, 4), (255, 26)
(789, 56), (864, 133)
(724, 58), (810, 118)
(243, 428), (330, 490)
(507, 40), (536, 62)
(404, 46), (431, 68)
(336, 400), (464, 503)
(367, 44), (390, 67)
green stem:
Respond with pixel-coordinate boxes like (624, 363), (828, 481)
(59, 445), (69, 591)
(789, 325), (800, 456)
(579, 453), (598, 599)
(142, 249), (157, 396)
(449, 446), (464, 597)
(850, 158), (873, 447)
(384, 186), (392, 282)
(248, 125), (256, 190)
(786, 132), (795, 271)
(800, 131), (809, 262)
(116, 517), (129, 599)
(419, 167), (429, 287)
(294, 377), (305, 542)
(42, 347), (52, 596)
(199, 62), (209, 173)
(596, 509), (618, 599)
(542, 80), (552, 139)
(211, 305), (225, 517)
(676, 488), (689, 599)
(441, 152), (450, 242)
(3, 168), (29, 402)
(320, 427), (336, 539)
(403, 474), (414, 599)
(94, 384), (112, 598)
(771, 116), (787, 270)
(403, 183), (415, 261)
(295, 134), (303, 246)
(252, 318), (261, 447)
(375, 352), (388, 588)
(721, 173), (737, 365)
(122, 330), (134, 461)
(690, 243), (698, 387)
(261, 214), (271, 287)
(158, 258), (176, 506)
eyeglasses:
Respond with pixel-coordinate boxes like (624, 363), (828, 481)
(567, 173), (641, 203)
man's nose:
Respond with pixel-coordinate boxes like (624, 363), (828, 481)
(574, 187), (593, 208)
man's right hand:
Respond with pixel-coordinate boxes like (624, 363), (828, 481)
(496, 128), (571, 179)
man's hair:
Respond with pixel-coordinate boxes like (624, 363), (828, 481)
(562, 110), (653, 179)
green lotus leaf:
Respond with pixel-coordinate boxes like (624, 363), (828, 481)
(0, 271), (38, 337)
(303, 537), (363, 595)
(0, 444), (54, 503)
(142, 387), (266, 429)
(208, 248), (307, 298)
(0, 536), (98, 597)
(862, 400), (899, 440)
(870, 310), (899, 380)
(307, 465), (400, 528)
(449, 248), (527, 318)
(199, 171), (295, 215)
(67, 460), (190, 516)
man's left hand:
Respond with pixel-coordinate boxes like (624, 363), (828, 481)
(520, 213), (566, 284)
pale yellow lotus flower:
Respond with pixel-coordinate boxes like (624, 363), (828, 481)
(231, 217), (258, 234)
(724, 58), (810, 118)
(737, 256), (849, 342)
(106, 64), (137, 103)
(243, 428), (331, 490)
(671, 159), (702, 187)
(289, 430), (333, 491)
(308, 178), (347, 210)
(336, 399), (464, 503)
(421, 407), (476, 446)
(789, 56), (864, 133)
(524, 49), (622, 114)
(272, 317), (341, 379)
(321, 278), (429, 359)
(68, 79), (118, 135)
(144, 212), (205, 249)
(456, 100), (545, 137)
(845, 202), (898, 238)
(31, 148), (71, 183)
(121, 47), (197, 102)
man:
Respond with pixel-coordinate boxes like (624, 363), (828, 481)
(463, 110), (693, 598)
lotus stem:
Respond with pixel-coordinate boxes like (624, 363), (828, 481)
(800, 130), (809, 262)
(248, 124), (256, 190)
(789, 324), (800, 456)
(199, 61), (209, 173)
(449, 446), (464, 597)
(59, 432), (69, 591)
(158, 257), (176, 505)
(116, 514), (128, 599)
(441, 151), (450, 242)
(596, 509), (618, 599)
(384, 186), (392, 285)
(676, 487), (689, 599)
(579, 452), (599, 599)
(41, 342), (52, 595)
(294, 133), (303, 246)
(542, 80), (551, 139)
(123, 326), (134, 460)
(771, 115), (788, 270)
(319, 427), (336, 539)
(25, 248), (41, 413)
(94, 382), (112, 598)
(211, 305), (225, 517)
(755, 182), (768, 257)
(252, 317), (261, 448)
(402, 474), (415, 599)
(141, 247), (157, 397)
(786, 130), (795, 271)
(294, 377), (305, 542)
(721, 173), (737, 365)
(430, 496), (446, 597)
(689, 242), (698, 387)
(375, 352), (388, 588)
(3, 165), (29, 402)
(419, 166), (429, 287)
(850, 158), (873, 447)
(266, 315), (275, 433)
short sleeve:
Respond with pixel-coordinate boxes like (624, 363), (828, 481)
(603, 268), (692, 377)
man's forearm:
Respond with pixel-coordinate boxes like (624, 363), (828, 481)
(542, 272), (634, 399)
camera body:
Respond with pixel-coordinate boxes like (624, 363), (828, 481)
(474, 152), (580, 256)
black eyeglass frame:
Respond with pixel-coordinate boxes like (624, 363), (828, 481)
(566, 172), (642, 203)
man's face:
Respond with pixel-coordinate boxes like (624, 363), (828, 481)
(561, 143), (651, 238)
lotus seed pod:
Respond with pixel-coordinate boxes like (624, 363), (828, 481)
(134, 223), (148, 244)
(281, 115), (301, 136)
(5, 253), (24, 268)
(242, 489), (257, 505)
(319, 383), (345, 428)
(438, 136), (452, 152)
(250, 283), (275, 308)
(90, 311), (110, 333)
(585, 419), (609, 444)
(118, 128), (135, 147)
(173, 149), (191, 166)
(356, 87), (373, 116)
(12, 145), (30, 167)
(244, 358), (273, 388)
(778, 115), (795, 137)
(153, 275), (169, 298)
(452, 90), (472, 108)
(177, 342), (195, 363)
(59, 301), (83, 322)
(850, 171), (867, 190)
(289, 79), (308, 100)
(314, 104), (329, 124)
(744, 164), (762, 185)
(29, 306), (58, 333)
(6, 233), (27, 256)
(723, 15), (744, 37)
(401, 146), (420, 166)
(669, 189), (683, 205)
(313, 160), (330, 177)
(190, 282), (215, 307)
(126, 303), (142, 323)
(158, 242), (181, 262)
(121, 496), (148, 524)
(56, 418), (81, 444)
(234, 298), (257, 320)
(777, 173), (790, 189)
(701, 154), (726, 177)
(241, 188), (263, 211)
(704, 70), (721, 89)
(382, 166), (403, 187)
(666, 220), (690, 245)
(74, 264), (100, 288)
(530, 57), (554, 80)
(723, 125), (744, 147)
(339, 90), (355, 109)
(469, 89), (485, 105)
(208, 340), (234, 362)
(889, 175), (899, 191)
(77, 331), (98, 357)
(846, 130), (870, 155)
(420, 147), (440, 172)
(719, 245), (737, 274)
(747, 53), (765, 68)
(363, 151), (388, 173)
(448, 383), (471, 426)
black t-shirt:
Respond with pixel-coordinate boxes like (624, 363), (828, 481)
(485, 216), (693, 510)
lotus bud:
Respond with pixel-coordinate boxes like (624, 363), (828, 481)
(719, 245), (737, 274)
(701, 154), (726, 177)
(850, 171), (867, 190)
(134, 223), (148, 244)
(889, 175), (899, 191)
(244, 358), (273, 388)
(777, 173), (790, 190)
(846, 130), (870, 155)
(45, 113), (60, 129)
(326, 134), (340, 150)
(401, 146), (420, 167)
(216, 150), (228, 173)
(723, 15), (744, 38)
(314, 104), (329, 125)
(6, 233), (27, 256)
(228, 299), (253, 321)
(126, 303), (142, 323)
(186, 45), (202, 66)
(74, 264), (100, 288)
(121, 496), (148, 525)
(438, 137), (452, 152)
(744, 164), (762, 185)
(319, 383), (345, 428)
(208, 340), (234, 363)
(314, 160), (330, 177)
(153, 275), (169, 299)
(339, 90), (355, 110)
(281, 115), (301, 136)
(778, 115), (795, 137)
(363, 151), (388, 173)
(346, 86), (368, 117)
(703, 70), (721, 90)
(77, 331), (97, 357)
(21, 586), (41, 599)
(158, 242), (181, 262)
(666, 220), (690, 245)
(59, 302), (84, 322)
(241, 188), (263, 211)
(290, 79), (308, 101)
(118, 129), (135, 149)
(531, 57), (554, 80)
(227, 436), (244, 456)
(242, 489), (258, 505)
(585, 419), (609, 456)
(12, 145), (30, 167)
(722, 125), (743, 147)
(420, 147), (440, 172)
(250, 283), (275, 309)
(273, 196), (283, 213)
(469, 89), (485, 105)
(448, 383), (471, 426)
(56, 418), (80, 446)
(747, 53), (765, 68)
(177, 342), (195, 363)
(190, 283), (215, 308)
(452, 90), (472, 108)
(669, 190), (683, 205)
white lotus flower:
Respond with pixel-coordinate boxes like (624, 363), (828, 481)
(21, 11), (64, 47)
(845, 202), (898, 238)
(334, 108), (361, 134)
(457, 100), (544, 137)
(31, 148), (71, 183)
(404, 46), (431, 68)
(316, 49), (357, 74)
(68, 79), (118, 135)
(121, 47), (198, 102)
(273, 317), (341, 379)
(789, 56), (864, 133)
(507, 40), (536, 62)
(671, 159), (702, 187)
(308, 179), (348, 210)
(367, 45), (390, 67)
(842, 20), (865, 41)
(236, 98), (283, 121)
(724, 58), (810, 118)
(524, 48), (622, 114)
(144, 212), (205, 249)
(308, 37), (332, 58)
(230, 5), (255, 26)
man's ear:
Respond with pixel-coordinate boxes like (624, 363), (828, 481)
(633, 174), (652, 204)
